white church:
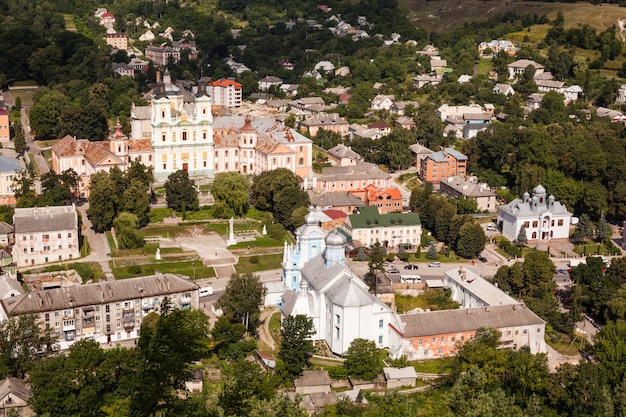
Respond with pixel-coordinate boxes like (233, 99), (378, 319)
(281, 212), (403, 357)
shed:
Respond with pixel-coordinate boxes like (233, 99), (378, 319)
(383, 366), (417, 389)
(294, 370), (332, 394)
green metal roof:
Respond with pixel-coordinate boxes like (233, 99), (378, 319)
(348, 206), (421, 229)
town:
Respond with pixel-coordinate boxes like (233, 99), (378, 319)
(0, 0), (626, 415)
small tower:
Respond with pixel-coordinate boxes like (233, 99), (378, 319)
(239, 115), (257, 148)
(324, 229), (346, 268)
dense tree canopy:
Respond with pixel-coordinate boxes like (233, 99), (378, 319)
(217, 272), (267, 332)
(164, 169), (199, 212)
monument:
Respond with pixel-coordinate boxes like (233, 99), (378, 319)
(262, 224), (267, 235)
(226, 217), (237, 246)
(155, 248), (161, 261)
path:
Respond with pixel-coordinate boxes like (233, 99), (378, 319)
(259, 306), (278, 351)
(76, 204), (113, 277)
(20, 107), (49, 175)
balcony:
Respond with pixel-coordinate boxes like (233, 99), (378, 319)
(63, 324), (75, 331)
(179, 295), (192, 304)
(82, 318), (94, 326)
(123, 320), (135, 330)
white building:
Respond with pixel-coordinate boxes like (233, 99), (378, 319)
(0, 156), (22, 205)
(344, 206), (421, 251)
(281, 212), (403, 357)
(13, 205), (79, 267)
(497, 185), (573, 241)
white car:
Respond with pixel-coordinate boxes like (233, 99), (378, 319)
(428, 262), (441, 268)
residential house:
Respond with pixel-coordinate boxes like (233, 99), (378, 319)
(417, 44), (439, 56)
(294, 370), (332, 394)
(351, 185), (403, 214)
(208, 78), (242, 108)
(383, 367), (417, 389)
(106, 33), (128, 50)
(597, 107), (626, 121)
(0, 156), (22, 205)
(0, 273), (199, 349)
(326, 144), (362, 166)
(0, 378), (33, 416)
(315, 161), (392, 192)
(348, 123), (381, 140)
(412, 74), (442, 88)
(395, 116), (416, 130)
(138, 29), (155, 42)
(258, 76), (283, 91)
(334, 66), (351, 76)
(367, 121), (392, 137)
(478, 39), (518, 57)
(112, 62), (135, 77)
(508, 59), (544, 79)
(564, 85), (583, 101)
(0, 273), (22, 300)
(344, 206), (421, 251)
(281, 215), (404, 356)
(309, 191), (366, 215)
(439, 176), (497, 212)
(462, 124), (488, 139)
(171, 38), (198, 60)
(409, 143), (433, 171)
(430, 57), (447, 74)
(526, 93), (544, 110)
(289, 97), (326, 114)
(493, 83), (515, 96)
(265, 99), (290, 112)
(537, 80), (565, 93)
(279, 84), (299, 97)
(437, 103), (485, 121)
(497, 184), (573, 241)
(225, 57), (251, 76)
(618, 84), (626, 102)
(0, 222), (13, 246)
(300, 113), (349, 137)
(314, 60), (335, 73)
(420, 147), (468, 186)
(128, 57), (149, 71)
(457, 74), (472, 83)
(370, 95), (395, 111)
(0, 106), (9, 142)
(390, 101), (419, 116)
(145, 45), (180, 66)
(13, 205), (79, 267)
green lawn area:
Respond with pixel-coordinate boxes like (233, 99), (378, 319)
(395, 289), (460, 314)
(573, 242), (613, 256)
(477, 58), (492, 76)
(9, 87), (37, 107)
(235, 254), (283, 274)
(410, 357), (454, 374)
(112, 259), (215, 280)
(229, 236), (285, 249)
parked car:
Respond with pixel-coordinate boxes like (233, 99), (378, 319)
(486, 224), (496, 231)
(404, 264), (418, 270)
(428, 262), (441, 268)
(478, 256), (488, 263)
(556, 269), (569, 274)
(388, 268), (400, 274)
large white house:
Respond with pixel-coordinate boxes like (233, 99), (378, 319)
(13, 205), (80, 267)
(281, 212), (403, 357)
(497, 185), (573, 241)
(343, 206), (421, 251)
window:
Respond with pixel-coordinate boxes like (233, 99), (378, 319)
(424, 350), (429, 356)
(537, 328), (541, 333)
(57, 234), (61, 239)
(450, 336), (455, 342)
(378, 335), (383, 344)
(336, 314), (340, 324)
(43, 234), (49, 240)
(162, 134), (166, 142)
(379, 319), (383, 328)
(68, 233), (72, 238)
(105, 305), (110, 313)
(335, 327), (340, 338)
(163, 163), (166, 170)
(532, 232), (537, 239)
(523, 221), (530, 228)
(182, 131), (187, 141)
(532, 221), (538, 228)
(116, 323), (121, 329)
(418, 339), (422, 345)
(558, 219), (564, 226)
(523, 329), (528, 334)
(551, 220), (555, 227)
(44, 313), (49, 322)
(440, 337), (445, 343)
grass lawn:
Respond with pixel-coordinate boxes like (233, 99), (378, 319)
(149, 207), (174, 223)
(112, 259), (215, 280)
(235, 254), (283, 274)
(546, 333), (584, 355)
(138, 224), (195, 238)
(409, 253), (463, 263)
(9, 87), (37, 107)
(395, 289), (460, 314)
(268, 311), (281, 349)
(410, 357), (454, 374)
(229, 236), (284, 249)
(477, 58), (492, 77)
(573, 243), (613, 256)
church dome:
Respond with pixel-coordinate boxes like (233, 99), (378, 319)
(305, 210), (325, 225)
(533, 184), (546, 195)
(326, 229), (346, 247)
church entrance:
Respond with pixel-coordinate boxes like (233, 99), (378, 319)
(182, 163), (188, 172)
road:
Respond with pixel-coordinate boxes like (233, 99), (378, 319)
(20, 107), (50, 175)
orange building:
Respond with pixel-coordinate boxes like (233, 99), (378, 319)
(420, 147), (467, 186)
(350, 184), (403, 214)
(0, 108), (9, 142)
(209, 78), (242, 108)
(106, 33), (128, 50)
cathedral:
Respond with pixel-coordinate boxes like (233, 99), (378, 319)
(281, 211), (403, 357)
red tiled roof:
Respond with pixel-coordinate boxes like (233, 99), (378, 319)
(211, 79), (242, 88)
(323, 209), (347, 220)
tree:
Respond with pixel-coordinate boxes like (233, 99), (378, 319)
(426, 245), (438, 260)
(219, 359), (276, 417)
(217, 273), (267, 332)
(273, 186), (310, 229)
(164, 170), (199, 211)
(123, 179), (150, 228)
(343, 338), (382, 381)
(87, 171), (119, 232)
(367, 242), (386, 283)
(113, 212), (144, 249)
(13, 122), (26, 156)
(572, 213), (594, 243)
(28, 89), (68, 138)
(278, 314), (315, 379)
(251, 168), (300, 211)
(210, 171), (250, 217)
(455, 223), (486, 259)
(595, 212), (608, 242)
(12, 171), (36, 208)
(594, 320), (626, 386)
(516, 226), (528, 247)
(0, 314), (55, 379)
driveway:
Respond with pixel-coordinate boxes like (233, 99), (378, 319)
(76, 204), (113, 276)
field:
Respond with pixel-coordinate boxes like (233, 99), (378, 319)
(400, 0), (626, 34)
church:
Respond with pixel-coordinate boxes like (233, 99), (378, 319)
(281, 211), (403, 357)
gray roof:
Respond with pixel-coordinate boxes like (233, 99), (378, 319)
(327, 144), (362, 161)
(0, 222), (13, 235)
(213, 116), (311, 145)
(0, 378), (30, 402)
(0, 277), (23, 299)
(294, 370), (332, 387)
(309, 191), (366, 208)
(0, 156), (21, 173)
(427, 151), (448, 163)
(446, 266), (519, 306)
(440, 176), (496, 198)
(400, 304), (545, 337)
(444, 147), (467, 161)
(318, 161), (390, 182)
(2, 273), (198, 315)
(383, 366), (417, 380)
(498, 186), (571, 218)
(13, 205), (77, 234)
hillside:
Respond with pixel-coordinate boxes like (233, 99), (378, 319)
(400, 0), (626, 33)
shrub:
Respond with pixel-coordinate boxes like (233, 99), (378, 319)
(129, 265), (142, 275)
(397, 252), (410, 262)
(426, 245), (438, 260)
(249, 256), (259, 264)
(267, 223), (286, 240)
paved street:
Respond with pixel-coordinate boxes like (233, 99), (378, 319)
(20, 107), (50, 175)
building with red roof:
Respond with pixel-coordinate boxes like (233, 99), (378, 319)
(209, 78), (242, 108)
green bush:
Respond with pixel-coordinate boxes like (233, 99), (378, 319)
(327, 366), (349, 380)
(128, 265), (142, 275)
(249, 256), (259, 264)
(385, 253), (395, 262)
(267, 223), (286, 240)
(397, 252), (410, 262)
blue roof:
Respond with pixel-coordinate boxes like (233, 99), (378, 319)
(444, 147), (467, 161)
(428, 151), (447, 163)
(0, 156), (21, 173)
